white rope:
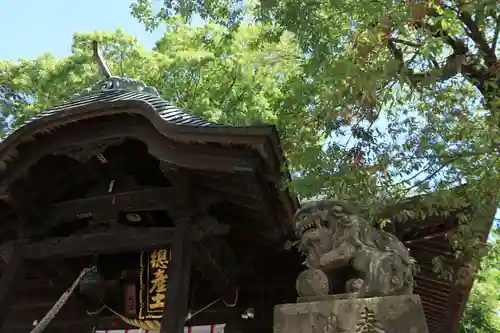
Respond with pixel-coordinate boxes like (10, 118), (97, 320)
(30, 266), (95, 333)
(186, 297), (222, 321)
(84, 281), (239, 329)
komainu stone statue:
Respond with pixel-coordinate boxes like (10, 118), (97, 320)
(274, 200), (428, 333)
(295, 200), (416, 298)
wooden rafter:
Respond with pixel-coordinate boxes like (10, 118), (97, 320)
(44, 187), (176, 227)
(0, 224), (229, 260)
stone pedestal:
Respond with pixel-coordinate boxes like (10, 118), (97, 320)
(274, 294), (429, 333)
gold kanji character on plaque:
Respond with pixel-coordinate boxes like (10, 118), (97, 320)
(149, 292), (166, 310)
(149, 268), (167, 310)
(149, 269), (167, 294)
(150, 249), (169, 269)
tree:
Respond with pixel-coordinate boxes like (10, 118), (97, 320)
(459, 226), (500, 332)
(131, 1), (499, 108)
(130, 0), (499, 231)
(0, 26), (319, 147)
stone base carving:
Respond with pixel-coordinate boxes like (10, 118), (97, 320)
(274, 294), (428, 333)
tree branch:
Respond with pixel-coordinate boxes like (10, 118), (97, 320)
(390, 147), (498, 165)
(399, 163), (449, 198)
(425, 3), (497, 99)
(457, 10), (498, 67)
(492, 16), (500, 51)
(391, 38), (423, 48)
(387, 16), (495, 97)
(387, 37), (452, 86)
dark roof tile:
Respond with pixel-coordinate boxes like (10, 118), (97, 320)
(11, 88), (220, 136)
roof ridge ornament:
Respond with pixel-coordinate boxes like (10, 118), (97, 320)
(78, 41), (159, 97)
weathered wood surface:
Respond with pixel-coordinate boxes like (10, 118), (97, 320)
(0, 117), (256, 191)
(45, 187), (176, 225)
(0, 224), (228, 260)
(0, 247), (25, 329)
(160, 221), (193, 333)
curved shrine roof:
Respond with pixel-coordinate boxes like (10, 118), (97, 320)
(0, 76), (298, 247)
(26, 89), (219, 128)
(1, 77), (279, 148)
(0, 77), (289, 188)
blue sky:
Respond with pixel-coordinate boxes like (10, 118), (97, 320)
(0, 0), (164, 60)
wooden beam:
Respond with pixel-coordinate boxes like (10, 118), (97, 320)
(0, 246), (25, 329)
(160, 221), (193, 333)
(0, 116), (255, 191)
(197, 184), (265, 211)
(44, 187), (175, 226)
(0, 224), (228, 260)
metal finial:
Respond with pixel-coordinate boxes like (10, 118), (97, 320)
(92, 41), (112, 79)
(76, 41), (160, 97)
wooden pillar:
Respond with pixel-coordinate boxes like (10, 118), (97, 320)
(160, 220), (193, 333)
(0, 246), (25, 329)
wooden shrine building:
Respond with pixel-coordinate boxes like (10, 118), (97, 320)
(0, 49), (496, 333)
